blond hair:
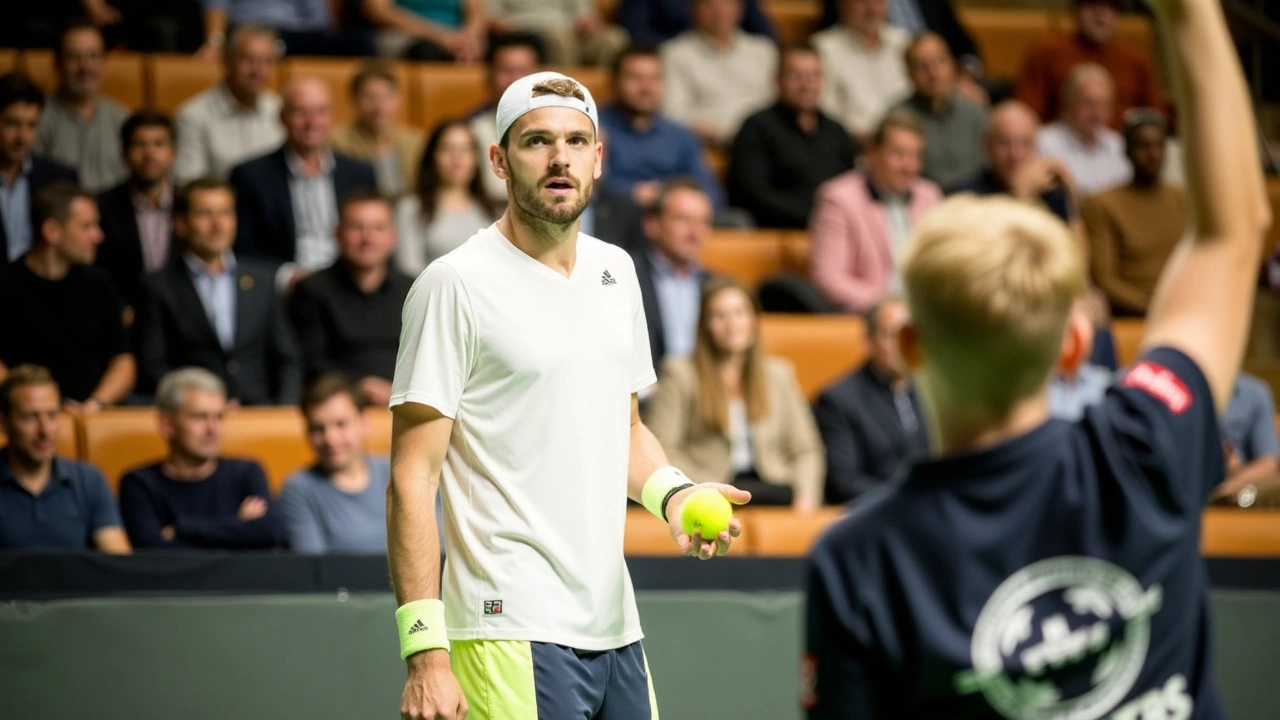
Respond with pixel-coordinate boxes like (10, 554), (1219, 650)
(900, 194), (1086, 418)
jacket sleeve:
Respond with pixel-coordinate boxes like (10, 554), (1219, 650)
(134, 279), (173, 396)
(269, 286), (303, 405)
(808, 182), (883, 313)
(776, 361), (825, 506)
(812, 389), (884, 504)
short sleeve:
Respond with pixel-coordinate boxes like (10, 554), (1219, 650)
(1098, 347), (1224, 508)
(84, 467), (123, 532)
(390, 261), (476, 417)
(628, 263), (657, 393)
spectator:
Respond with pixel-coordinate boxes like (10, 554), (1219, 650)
(634, 179), (714, 369)
(80, 0), (205, 53)
(174, 24), (285, 184)
(1080, 109), (1186, 317)
(195, 0), (375, 59)
(809, 110), (942, 314)
(728, 43), (856, 229)
(812, 0), (911, 144)
(813, 297), (926, 504)
(395, 120), (497, 274)
(119, 367), (283, 550)
(95, 111), (179, 315)
(1047, 301), (1111, 420)
(1214, 373), (1280, 505)
(0, 73), (78, 267)
(363, 0), (489, 63)
(1037, 64), (1130, 197)
(485, 0), (627, 67)
(290, 191), (412, 407)
(600, 44), (725, 211)
(645, 277), (825, 508)
(952, 101), (1078, 225)
(894, 32), (987, 190)
(469, 36), (543, 206)
(279, 375), (392, 554)
(660, 0), (778, 147)
(1015, 0), (1166, 127)
(818, 0), (981, 85)
(230, 76), (378, 291)
(617, 0), (775, 46)
(135, 178), (301, 406)
(34, 20), (128, 194)
(331, 64), (426, 199)
(0, 183), (134, 408)
(0, 365), (130, 552)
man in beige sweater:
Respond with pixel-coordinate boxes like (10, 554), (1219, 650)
(1081, 108), (1188, 317)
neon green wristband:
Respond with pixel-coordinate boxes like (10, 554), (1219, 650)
(395, 599), (450, 660)
(641, 466), (694, 521)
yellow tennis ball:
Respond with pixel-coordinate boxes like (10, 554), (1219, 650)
(681, 487), (733, 540)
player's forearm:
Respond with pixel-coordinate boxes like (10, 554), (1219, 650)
(627, 420), (674, 505)
(387, 479), (443, 605)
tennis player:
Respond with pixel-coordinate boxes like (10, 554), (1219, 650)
(387, 71), (750, 720)
(804, 0), (1269, 717)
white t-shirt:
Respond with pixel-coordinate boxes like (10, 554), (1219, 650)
(390, 224), (657, 651)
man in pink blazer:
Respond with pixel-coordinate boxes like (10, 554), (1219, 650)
(808, 110), (942, 313)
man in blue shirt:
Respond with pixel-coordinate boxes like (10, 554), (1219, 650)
(0, 364), (130, 552)
(804, 0), (1268, 717)
(1213, 372), (1280, 506)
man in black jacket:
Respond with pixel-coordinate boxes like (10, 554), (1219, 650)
(0, 72), (77, 267)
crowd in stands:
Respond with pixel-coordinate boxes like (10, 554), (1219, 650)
(1, 0), (1277, 553)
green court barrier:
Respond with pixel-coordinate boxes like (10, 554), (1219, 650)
(0, 591), (1276, 719)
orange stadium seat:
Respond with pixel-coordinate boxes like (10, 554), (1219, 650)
(758, 313), (867, 399)
(739, 506), (846, 556)
(1201, 508), (1280, 557)
(0, 413), (81, 462)
(624, 506), (686, 555)
(146, 53), (232, 116)
(1111, 317), (1145, 368)
(412, 63), (487, 134)
(82, 408), (166, 495)
(281, 57), (415, 126)
(21, 49), (147, 110)
(0, 49), (17, 74)
(701, 230), (787, 290)
(779, 230), (811, 276)
(220, 407), (313, 495)
(764, 0), (822, 47)
(956, 8), (1054, 81)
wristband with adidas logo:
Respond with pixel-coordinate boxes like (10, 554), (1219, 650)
(395, 598), (450, 659)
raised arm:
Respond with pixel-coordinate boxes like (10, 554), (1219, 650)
(1139, 0), (1272, 412)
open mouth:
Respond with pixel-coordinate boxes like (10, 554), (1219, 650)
(544, 178), (575, 194)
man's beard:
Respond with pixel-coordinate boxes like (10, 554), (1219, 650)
(511, 171), (593, 229)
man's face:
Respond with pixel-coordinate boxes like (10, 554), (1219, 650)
(1065, 75), (1114, 140)
(490, 46), (539, 99)
(867, 128), (924, 196)
(646, 187), (712, 267)
(841, 0), (888, 36)
(58, 28), (105, 100)
(2, 383), (60, 467)
(48, 197), (104, 266)
(178, 188), (236, 258)
(906, 36), (956, 101)
(282, 81), (333, 154)
(1076, 1), (1118, 44)
(337, 200), (396, 271)
(355, 77), (400, 133)
(870, 301), (910, 377)
(305, 394), (366, 474)
(691, 0), (744, 36)
(1127, 123), (1167, 183)
(164, 389), (225, 463)
(227, 33), (277, 99)
(125, 125), (176, 185)
(778, 51), (823, 113)
(616, 55), (663, 116)
(987, 109), (1038, 185)
(0, 102), (40, 167)
(498, 107), (600, 227)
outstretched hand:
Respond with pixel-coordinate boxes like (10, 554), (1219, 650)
(665, 484), (751, 559)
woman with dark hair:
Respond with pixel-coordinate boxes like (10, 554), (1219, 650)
(395, 119), (497, 274)
(644, 277), (825, 508)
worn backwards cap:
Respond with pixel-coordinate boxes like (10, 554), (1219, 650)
(495, 71), (599, 146)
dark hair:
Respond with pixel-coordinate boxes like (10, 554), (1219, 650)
(416, 119), (497, 224)
(611, 42), (660, 80)
(120, 110), (175, 150)
(0, 72), (45, 115)
(55, 18), (104, 68)
(0, 365), (59, 418)
(339, 187), (394, 223)
(350, 62), (399, 98)
(176, 177), (236, 216)
(872, 108), (926, 147)
(32, 182), (94, 241)
(486, 33), (544, 66)
(648, 177), (707, 215)
(778, 42), (821, 74)
(301, 373), (366, 416)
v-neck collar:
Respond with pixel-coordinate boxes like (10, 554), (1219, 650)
(491, 224), (583, 285)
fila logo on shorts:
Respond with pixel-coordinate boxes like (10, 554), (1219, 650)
(1122, 362), (1192, 414)
(601, 270), (617, 286)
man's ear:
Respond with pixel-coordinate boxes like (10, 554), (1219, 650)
(899, 322), (923, 371)
(490, 144), (510, 180)
(1056, 308), (1092, 376)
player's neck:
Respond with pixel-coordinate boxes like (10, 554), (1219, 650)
(929, 391), (1051, 456)
(498, 209), (579, 277)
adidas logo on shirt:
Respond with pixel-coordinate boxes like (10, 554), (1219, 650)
(601, 270), (617, 286)
(407, 619), (428, 635)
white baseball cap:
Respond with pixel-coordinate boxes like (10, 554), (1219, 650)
(495, 71), (599, 146)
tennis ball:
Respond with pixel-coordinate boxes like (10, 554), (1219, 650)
(681, 487), (733, 541)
